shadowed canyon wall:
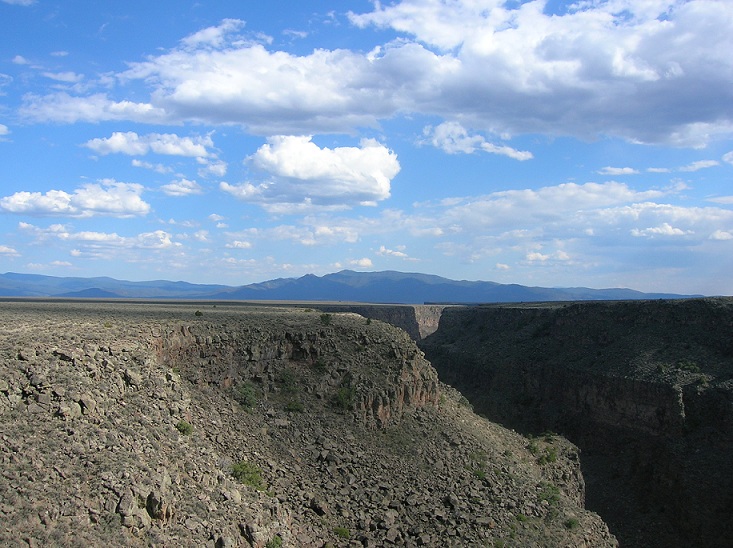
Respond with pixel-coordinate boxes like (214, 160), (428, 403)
(417, 299), (733, 547)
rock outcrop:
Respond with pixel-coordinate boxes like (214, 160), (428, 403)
(0, 301), (615, 547)
(314, 305), (446, 341)
(420, 298), (733, 548)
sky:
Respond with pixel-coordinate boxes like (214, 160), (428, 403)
(1, 0), (732, 295)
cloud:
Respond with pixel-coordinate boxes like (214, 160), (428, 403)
(226, 240), (252, 249)
(0, 124), (8, 137)
(597, 167), (639, 176)
(376, 244), (419, 261)
(221, 136), (400, 211)
(131, 159), (173, 174)
(710, 230), (733, 241)
(631, 222), (692, 238)
(20, 93), (168, 124)
(181, 19), (246, 49)
(20, 4), (733, 146)
(723, 151), (733, 165)
(161, 178), (202, 197)
(431, 181), (669, 232)
(525, 250), (571, 263)
(19, 223), (179, 253)
(377, 245), (409, 259)
(85, 131), (213, 157)
(0, 180), (150, 218)
(350, 257), (373, 268)
(387, 180), (733, 268)
(351, 0), (733, 146)
(42, 71), (84, 83)
(197, 158), (228, 178)
(2, 0), (36, 5)
(424, 122), (533, 160)
(678, 160), (719, 172)
(0, 245), (19, 256)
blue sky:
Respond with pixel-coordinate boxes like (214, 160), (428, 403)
(1, 0), (732, 295)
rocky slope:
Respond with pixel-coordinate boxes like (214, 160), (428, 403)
(420, 298), (733, 547)
(0, 301), (615, 547)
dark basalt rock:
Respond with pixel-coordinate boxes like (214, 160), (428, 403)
(0, 300), (615, 547)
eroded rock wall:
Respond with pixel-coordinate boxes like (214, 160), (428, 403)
(314, 304), (446, 340)
(151, 313), (440, 428)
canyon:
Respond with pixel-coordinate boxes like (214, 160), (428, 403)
(0, 300), (614, 547)
(2, 297), (730, 546)
(415, 298), (733, 547)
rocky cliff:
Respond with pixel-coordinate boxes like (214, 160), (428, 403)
(0, 301), (615, 547)
(313, 304), (445, 341)
(419, 298), (733, 547)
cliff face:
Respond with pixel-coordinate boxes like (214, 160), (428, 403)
(152, 311), (440, 429)
(0, 301), (615, 547)
(420, 299), (733, 548)
(315, 304), (446, 340)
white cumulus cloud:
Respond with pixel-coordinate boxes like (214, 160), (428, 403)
(0, 245), (19, 256)
(161, 179), (203, 197)
(631, 223), (692, 238)
(424, 122), (533, 160)
(85, 131), (213, 157)
(350, 257), (373, 268)
(222, 136), (400, 211)
(20, 3), (733, 146)
(0, 181), (150, 218)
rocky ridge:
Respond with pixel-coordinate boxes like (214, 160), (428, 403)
(0, 301), (615, 547)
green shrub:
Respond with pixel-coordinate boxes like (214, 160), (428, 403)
(194, 310), (203, 317)
(320, 313), (332, 326)
(677, 360), (701, 373)
(231, 460), (265, 491)
(332, 386), (356, 410)
(285, 400), (304, 413)
(234, 381), (257, 410)
(279, 368), (299, 394)
(175, 420), (193, 435)
(564, 517), (580, 531)
(265, 536), (283, 548)
(537, 447), (558, 465)
(538, 482), (561, 505)
(333, 526), (350, 539)
(469, 451), (488, 479)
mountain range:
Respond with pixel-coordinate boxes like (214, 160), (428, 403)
(0, 270), (700, 304)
